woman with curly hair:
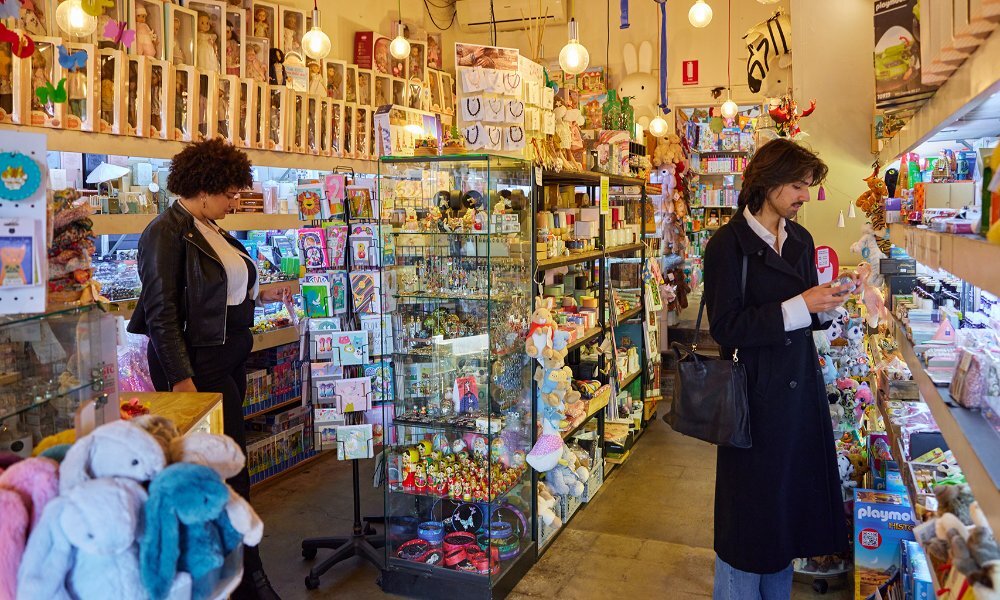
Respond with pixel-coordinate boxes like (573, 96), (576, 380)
(128, 138), (286, 600)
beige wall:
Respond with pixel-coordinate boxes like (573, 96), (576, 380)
(790, 0), (875, 266)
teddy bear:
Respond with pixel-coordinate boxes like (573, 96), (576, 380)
(525, 301), (556, 359)
(654, 133), (684, 167)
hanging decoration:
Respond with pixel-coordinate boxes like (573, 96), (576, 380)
(558, 18), (589, 75)
(102, 19), (136, 49)
(0, 23), (34, 58)
(743, 10), (792, 95)
(81, 0), (114, 17)
(817, 185), (826, 201)
(55, 0), (98, 36)
(688, 0), (713, 28)
(647, 0), (669, 137)
(837, 211), (845, 228)
(389, 0), (409, 61)
(58, 45), (88, 70)
(35, 79), (68, 105)
(0, 151), (43, 201)
(767, 95), (815, 138)
(719, 0), (737, 119)
(0, 0), (20, 19)
(620, 0), (630, 29)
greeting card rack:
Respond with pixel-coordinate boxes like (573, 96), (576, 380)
(377, 155), (537, 600)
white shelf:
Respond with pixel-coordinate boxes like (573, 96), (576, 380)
(92, 212), (307, 236)
(894, 324), (1000, 536)
(890, 225), (1000, 298)
(0, 124), (379, 172)
(877, 26), (1000, 164)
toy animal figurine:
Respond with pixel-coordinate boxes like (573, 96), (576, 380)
(768, 95), (815, 138)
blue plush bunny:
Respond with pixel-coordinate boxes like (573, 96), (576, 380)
(139, 463), (242, 600)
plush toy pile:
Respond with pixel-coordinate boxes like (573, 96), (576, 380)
(923, 502), (1000, 600)
(523, 298), (590, 508)
(1, 418), (262, 600)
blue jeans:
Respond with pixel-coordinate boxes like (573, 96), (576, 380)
(713, 556), (794, 600)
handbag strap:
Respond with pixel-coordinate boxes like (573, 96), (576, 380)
(693, 254), (747, 351)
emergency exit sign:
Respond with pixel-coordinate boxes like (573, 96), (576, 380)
(682, 60), (699, 85)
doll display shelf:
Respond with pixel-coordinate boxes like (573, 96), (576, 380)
(0, 124), (380, 173)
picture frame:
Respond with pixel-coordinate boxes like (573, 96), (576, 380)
(344, 64), (357, 104)
(186, 0), (225, 73)
(129, 0), (165, 60)
(253, 79), (269, 149)
(267, 84), (288, 151)
(0, 41), (20, 124)
(124, 54), (144, 136)
(330, 100), (343, 157)
(245, 36), (269, 83)
(217, 73), (239, 144)
(146, 58), (171, 138)
(97, 48), (125, 134)
(323, 59), (345, 100)
(250, 1), (278, 51)
(224, 8), (246, 78)
(196, 70), (218, 141)
(61, 41), (98, 132)
(356, 68), (373, 108)
(25, 36), (64, 128)
(277, 5), (305, 56)
(165, 4), (197, 67)
(172, 64), (197, 141)
(238, 77), (256, 148)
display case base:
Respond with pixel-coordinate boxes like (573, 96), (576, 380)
(378, 541), (536, 600)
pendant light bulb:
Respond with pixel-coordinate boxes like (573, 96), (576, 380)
(301, 8), (331, 59)
(649, 115), (669, 138)
(688, 0), (713, 28)
(558, 19), (590, 75)
(721, 98), (739, 119)
(56, 0), (97, 37)
(390, 22), (410, 60)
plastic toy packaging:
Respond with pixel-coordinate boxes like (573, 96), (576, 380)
(98, 49), (125, 134)
(267, 85), (287, 151)
(218, 74), (239, 143)
(61, 42), (97, 131)
(173, 65), (196, 141)
(238, 79), (255, 148)
(0, 42), (16, 124)
(145, 59), (171, 139)
(118, 332), (155, 392)
(307, 95), (318, 155)
(331, 101), (343, 156)
(125, 55), (142, 136)
(197, 72), (218, 140)
(26, 37), (64, 129)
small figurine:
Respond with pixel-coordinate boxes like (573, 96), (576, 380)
(403, 207), (419, 231)
(307, 60), (325, 95)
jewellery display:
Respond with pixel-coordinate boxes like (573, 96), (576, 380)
(380, 155), (534, 584)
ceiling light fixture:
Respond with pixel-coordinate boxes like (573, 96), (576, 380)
(301, 0), (331, 59)
(55, 0), (97, 37)
(389, 0), (410, 60)
(688, 0), (713, 28)
(558, 18), (590, 75)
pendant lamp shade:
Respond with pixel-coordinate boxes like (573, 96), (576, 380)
(688, 0), (713, 27)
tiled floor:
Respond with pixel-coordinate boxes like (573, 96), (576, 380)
(253, 421), (851, 599)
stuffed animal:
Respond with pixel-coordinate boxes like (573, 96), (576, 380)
(131, 414), (181, 457)
(169, 432), (264, 547)
(17, 477), (148, 600)
(617, 41), (657, 128)
(59, 420), (166, 493)
(836, 452), (857, 494)
(525, 300), (556, 358)
(537, 482), (562, 529)
(141, 463), (242, 600)
(0, 457), (59, 600)
(935, 483), (977, 525)
(653, 134), (684, 167)
(856, 174), (888, 214)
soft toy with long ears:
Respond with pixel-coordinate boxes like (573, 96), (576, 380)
(16, 477), (148, 600)
(169, 432), (263, 547)
(525, 297), (556, 359)
(0, 457), (59, 600)
(140, 463), (243, 600)
(59, 420), (166, 494)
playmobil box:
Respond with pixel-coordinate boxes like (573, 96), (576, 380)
(854, 489), (916, 600)
(901, 540), (932, 600)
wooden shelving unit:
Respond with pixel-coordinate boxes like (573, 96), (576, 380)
(251, 326), (299, 352)
(889, 225), (1000, 297)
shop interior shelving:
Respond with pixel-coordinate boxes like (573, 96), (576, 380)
(91, 212), (309, 236)
(889, 225), (1000, 297)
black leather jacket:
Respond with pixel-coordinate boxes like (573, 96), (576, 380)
(127, 202), (253, 386)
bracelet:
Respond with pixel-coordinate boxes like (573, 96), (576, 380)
(443, 544), (467, 566)
(417, 521), (445, 546)
(396, 539), (432, 561)
(488, 521), (513, 540)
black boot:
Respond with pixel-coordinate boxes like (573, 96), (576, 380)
(232, 569), (282, 600)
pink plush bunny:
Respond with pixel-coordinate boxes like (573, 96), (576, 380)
(0, 457), (59, 600)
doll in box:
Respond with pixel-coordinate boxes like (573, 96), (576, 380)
(357, 71), (371, 106)
(66, 62), (88, 123)
(172, 17), (188, 64)
(246, 43), (267, 82)
(307, 60), (324, 96)
(0, 47), (12, 121)
(126, 60), (139, 134)
(269, 48), (285, 85)
(30, 50), (50, 114)
(196, 13), (220, 72)
(149, 65), (163, 134)
(225, 21), (241, 76)
(253, 8), (269, 37)
(217, 80), (230, 138)
(325, 63), (342, 99)
(100, 62), (115, 130)
(134, 5), (158, 58)
(282, 12), (302, 55)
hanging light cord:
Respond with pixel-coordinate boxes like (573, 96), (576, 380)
(727, 0), (732, 96)
(423, 0), (457, 30)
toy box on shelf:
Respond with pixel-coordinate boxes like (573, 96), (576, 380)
(853, 489), (916, 600)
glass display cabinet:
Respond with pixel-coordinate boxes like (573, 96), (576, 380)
(378, 155), (536, 598)
(0, 305), (119, 456)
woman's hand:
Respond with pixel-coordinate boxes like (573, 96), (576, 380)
(802, 282), (850, 313)
(259, 286), (292, 304)
(172, 378), (197, 393)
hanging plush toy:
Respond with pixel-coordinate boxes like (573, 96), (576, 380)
(768, 95), (815, 138)
(743, 10), (792, 95)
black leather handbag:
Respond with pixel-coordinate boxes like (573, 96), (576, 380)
(665, 255), (751, 448)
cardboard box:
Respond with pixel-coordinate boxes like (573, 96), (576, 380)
(854, 489), (916, 600)
(901, 541), (933, 600)
(575, 220), (598, 239)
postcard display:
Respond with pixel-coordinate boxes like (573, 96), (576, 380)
(299, 173), (388, 459)
(378, 156), (537, 595)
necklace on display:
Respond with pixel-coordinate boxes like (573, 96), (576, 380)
(503, 73), (521, 93)
(464, 125), (481, 145)
(508, 125), (524, 143)
(488, 127), (502, 147)
(507, 101), (524, 120)
(464, 97), (481, 118)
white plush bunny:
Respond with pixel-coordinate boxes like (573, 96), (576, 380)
(618, 41), (658, 128)
(16, 478), (148, 600)
(59, 420), (167, 494)
(170, 432), (263, 547)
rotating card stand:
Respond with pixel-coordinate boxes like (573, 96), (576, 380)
(302, 384), (383, 589)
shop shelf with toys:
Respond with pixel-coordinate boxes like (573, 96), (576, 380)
(377, 155), (537, 596)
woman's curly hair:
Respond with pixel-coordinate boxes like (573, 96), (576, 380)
(167, 138), (253, 198)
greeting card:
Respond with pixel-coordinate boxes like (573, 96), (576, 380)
(315, 330), (369, 366)
(336, 424), (373, 460)
(296, 180), (324, 220)
(361, 314), (393, 356)
(325, 224), (348, 267)
(350, 223), (377, 268)
(324, 173), (347, 215)
(379, 225), (396, 266)
(330, 270), (348, 314)
(333, 376), (373, 413)
(346, 186), (373, 219)
(349, 272), (381, 314)
(301, 281), (331, 318)
(364, 360), (394, 403)
(297, 227), (329, 269)
(311, 362), (342, 403)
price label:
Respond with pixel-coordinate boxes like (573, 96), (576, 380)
(600, 176), (610, 215)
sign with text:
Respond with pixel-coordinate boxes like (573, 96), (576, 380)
(682, 60), (699, 85)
